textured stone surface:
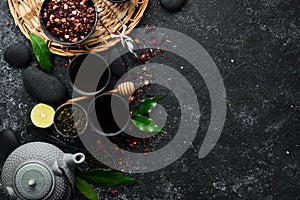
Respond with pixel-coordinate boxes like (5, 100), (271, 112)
(23, 66), (68, 105)
(0, 0), (299, 199)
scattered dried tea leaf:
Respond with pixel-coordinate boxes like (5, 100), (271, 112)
(134, 38), (140, 44)
(142, 65), (147, 71)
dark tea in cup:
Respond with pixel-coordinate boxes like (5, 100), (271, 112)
(88, 94), (130, 136)
(68, 53), (111, 96)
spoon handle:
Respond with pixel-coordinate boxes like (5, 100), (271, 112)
(103, 89), (118, 94)
(65, 96), (89, 103)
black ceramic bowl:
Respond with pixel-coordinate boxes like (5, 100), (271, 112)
(39, 0), (98, 46)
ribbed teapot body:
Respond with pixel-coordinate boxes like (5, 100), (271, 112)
(2, 142), (74, 200)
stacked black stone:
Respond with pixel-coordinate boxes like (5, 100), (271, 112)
(4, 43), (32, 68)
(160, 0), (187, 12)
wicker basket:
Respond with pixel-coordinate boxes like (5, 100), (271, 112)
(8, 0), (148, 56)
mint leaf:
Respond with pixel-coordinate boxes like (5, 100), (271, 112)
(76, 169), (136, 188)
(75, 177), (98, 200)
(131, 116), (167, 134)
(30, 33), (52, 73)
(132, 95), (166, 117)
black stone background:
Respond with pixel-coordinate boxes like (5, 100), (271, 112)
(0, 0), (299, 199)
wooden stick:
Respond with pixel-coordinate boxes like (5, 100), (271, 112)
(65, 82), (135, 103)
(65, 96), (90, 103)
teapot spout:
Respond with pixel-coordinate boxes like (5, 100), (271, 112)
(63, 153), (85, 169)
(61, 153), (85, 189)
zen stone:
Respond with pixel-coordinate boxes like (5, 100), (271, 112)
(0, 129), (20, 162)
(160, 0), (186, 12)
(4, 43), (32, 68)
(23, 66), (68, 105)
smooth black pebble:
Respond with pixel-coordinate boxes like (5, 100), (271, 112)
(160, 0), (186, 12)
(4, 43), (32, 68)
(23, 66), (68, 105)
(0, 129), (20, 162)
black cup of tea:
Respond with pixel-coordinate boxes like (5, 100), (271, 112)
(68, 53), (111, 96)
(88, 94), (130, 136)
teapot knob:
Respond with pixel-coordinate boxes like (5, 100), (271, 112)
(28, 179), (36, 187)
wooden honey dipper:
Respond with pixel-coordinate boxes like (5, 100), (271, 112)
(105, 81), (135, 96)
(66, 81), (135, 103)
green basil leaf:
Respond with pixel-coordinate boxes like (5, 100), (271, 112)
(29, 33), (52, 73)
(75, 177), (98, 200)
(131, 116), (167, 134)
(77, 169), (136, 188)
(132, 95), (166, 117)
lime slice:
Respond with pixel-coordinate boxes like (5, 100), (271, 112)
(30, 103), (55, 128)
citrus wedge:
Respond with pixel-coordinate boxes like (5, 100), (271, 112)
(30, 103), (55, 128)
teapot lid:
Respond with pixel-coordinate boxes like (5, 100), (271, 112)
(14, 162), (55, 200)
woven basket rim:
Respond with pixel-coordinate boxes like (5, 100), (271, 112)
(8, 0), (148, 57)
